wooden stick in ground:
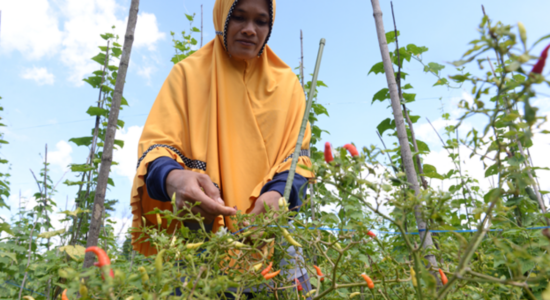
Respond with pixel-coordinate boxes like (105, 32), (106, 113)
(83, 0), (140, 268)
(283, 38), (326, 200)
(390, 2), (427, 190)
(370, 0), (438, 270)
(299, 30), (316, 222)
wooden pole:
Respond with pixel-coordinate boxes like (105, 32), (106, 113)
(369, 0), (438, 270)
(83, 0), (140, 268)
(283, 39), (326, 201)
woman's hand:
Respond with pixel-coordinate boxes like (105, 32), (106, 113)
(249, 191), (281, 215)
(166, 170), (237, 222)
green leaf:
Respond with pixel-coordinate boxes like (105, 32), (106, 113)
(485, 164), (499, 177)
(450, 57), (475, 67)
(114, 139), (124, 149)
(100, 33), (114, 40)
(191, 27), (200, 33)
(121, 96), (129, 106)
(0, 222), (12, 235)
(483, 188), (503, 203)
(37, 228), (66, 238)
(533, 34), (550, 47)
(372, 88), (390, 103)
(416, 140), (430, 152)
(112, 47), (122, 58)
(368, 62), (385, 75)
(433, 78), (448, 87)
(59, 208), (90, 217)
(69, 137), (93, 147)
(386, 30), (399, 44)
(423, 62), (445, 76)
(185, 14), (194, 21)
(422, 164), (444, 179)
(402, 93), (416, 102)
(91, 53), (107, 65)
(86, 106), (109, 117)
(0, 250), (17, 263)
(406, 44), (428, 56)
(59, 245), (86, 261)
(377, 118), (395, 136)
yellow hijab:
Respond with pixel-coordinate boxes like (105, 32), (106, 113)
(130, 0), (313, 256)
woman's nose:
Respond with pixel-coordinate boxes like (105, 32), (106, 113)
(241, 22), (256, 37)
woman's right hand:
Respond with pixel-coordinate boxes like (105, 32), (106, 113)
(165, 170), (237, 222)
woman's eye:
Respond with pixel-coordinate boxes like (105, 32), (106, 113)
(232, 15), (244, 21)
(256, 20), (268, 26)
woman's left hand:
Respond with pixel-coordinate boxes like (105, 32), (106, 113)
(249, 191), (281, 215)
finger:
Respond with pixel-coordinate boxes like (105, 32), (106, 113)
(191, 206), (217, 222)
(196, 174), (223, 205)
(189, 187), (237, 217)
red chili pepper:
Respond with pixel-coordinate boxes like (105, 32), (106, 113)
(61, 289), (69, 300)
(261, 262), (273, 276)
(85, 246), (114, 278)
(263, 270), (281, 280)
(361, 273), (375, 289)
(367, 230), (376, 238)
(295, 279), (303, 291)
(324, 142), (334, 163)
(343, 144), (359, 157)
(531, 43), (550, 74)
(313, 265), (325, 282)
(439, 269), (448, 285)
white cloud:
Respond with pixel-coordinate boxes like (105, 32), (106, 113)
(136, 65), (154, 80)
(133, 12), (166, 51)
(0, 0), (63, 59)
(21, 66), (55, 85)
(113, 125), (143, 184)
(48, 140), (73, 171)
(0, 0), (166, 85)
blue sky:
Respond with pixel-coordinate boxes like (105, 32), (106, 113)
(1, 0), (549, 239)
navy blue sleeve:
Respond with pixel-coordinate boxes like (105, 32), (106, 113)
(145, 156), (184, 202)
(260, 171), (308, 210)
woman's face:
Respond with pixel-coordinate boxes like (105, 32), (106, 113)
(226, 0), (270, 60)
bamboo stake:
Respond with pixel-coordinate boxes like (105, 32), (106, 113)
(283, 39), (326, 201)
(369, 0), (438, 270)
(83, 0), (140, 268)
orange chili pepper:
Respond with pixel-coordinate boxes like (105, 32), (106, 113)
(439, 269), (448, 285)
(367, 230), (376, 238)
(313, 265), (325, 282)
(361, 273), (374, 289)
(343, 144), (359, 157)
(295, 279), (303, 291)
(261, 262), (273, 276)
(324, 142), (334, 163)
(61, 289), (69, 300)
(85, 246), (114, 278)
(263, 270), (281, 280)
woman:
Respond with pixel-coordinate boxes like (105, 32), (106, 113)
(130, 0), (314, 296)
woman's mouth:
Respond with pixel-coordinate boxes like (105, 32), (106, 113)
(237, 40), (255, 47)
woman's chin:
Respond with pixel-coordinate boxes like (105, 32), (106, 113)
(229, 49), (258, 61)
